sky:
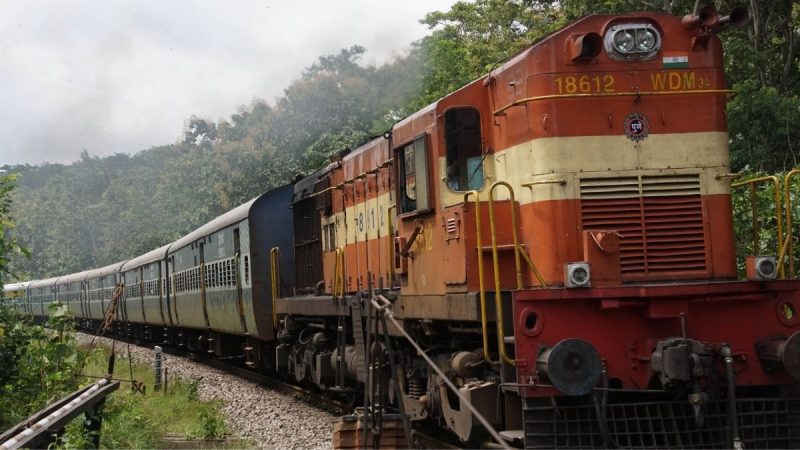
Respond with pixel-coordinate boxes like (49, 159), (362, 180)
(0, 0), (459, 166)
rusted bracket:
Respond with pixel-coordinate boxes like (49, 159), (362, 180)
(399, 222), (423, 258)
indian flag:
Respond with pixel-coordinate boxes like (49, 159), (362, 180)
(663, 53), (689, 68)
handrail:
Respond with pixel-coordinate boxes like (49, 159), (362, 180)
(487, 182), (520, 367)
(731, 176), (785, 278)
(464, 190), (496, 365)
(494, 89), (734, 116)
(387, 205), (396, 285)
(333, 247), (345, 302)
(269, 247), (280, 328)
(784, 170), (800, 277)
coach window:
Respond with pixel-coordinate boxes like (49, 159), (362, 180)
(398, 136), (430, 214)
(444, 107), (484, 191)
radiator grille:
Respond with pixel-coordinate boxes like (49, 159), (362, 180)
(580, 175), (707, 277)
(524, 392), (800, 449)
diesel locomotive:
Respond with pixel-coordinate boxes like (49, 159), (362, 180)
(6, 7), (800, 449)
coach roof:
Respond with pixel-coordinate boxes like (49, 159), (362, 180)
(121, 244), (171, 271)
(170, 195), (259, 252)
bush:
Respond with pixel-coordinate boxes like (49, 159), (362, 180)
(0, 303), (89, 429)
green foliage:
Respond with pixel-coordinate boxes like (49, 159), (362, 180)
(0, 173), (30, 284)
(301, 128), (370, 174)
(729, 170), (800, 278)
(415, 0), (564, 107)
(0, 303), (89, 429)
(187, 409), (228, 441)
(728, 80), (800, 171)
(69, 349), (233, 448)
(6, 1), (800, 278)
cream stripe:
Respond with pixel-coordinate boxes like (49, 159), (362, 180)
(322, 191), (395, 249)
(440, 131), (731, 207)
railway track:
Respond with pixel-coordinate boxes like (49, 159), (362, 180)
(172, 349), (354, 416)
(87, 333), (354, 416)
(81, 333), (462, 449)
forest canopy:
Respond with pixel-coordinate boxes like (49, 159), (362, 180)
(5, 0), (799, 279)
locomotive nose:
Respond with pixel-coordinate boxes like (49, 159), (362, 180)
(536, 338), (602, 396)
(757, 331), (800, 382)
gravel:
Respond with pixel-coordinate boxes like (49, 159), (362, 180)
(76, 333), (338, 449)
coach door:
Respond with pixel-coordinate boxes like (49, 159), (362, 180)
(199, 241), (210, 330)
(233, 228), (247, 334)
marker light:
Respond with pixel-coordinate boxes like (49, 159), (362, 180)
(605, 24), (661, 60)
(565, 263), (591, 288)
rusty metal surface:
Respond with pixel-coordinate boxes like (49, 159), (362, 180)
(0, 379), (119, 450)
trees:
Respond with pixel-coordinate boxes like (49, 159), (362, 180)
(7, 2), (800, 278)
(415, 0), (563, 107)
(417, 0), (799, 172)
(0, 174), (29, 284)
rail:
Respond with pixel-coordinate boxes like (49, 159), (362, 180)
(487, 182), (519, 367)
(270, 247), (280, 328)
(333, 247), (345, 302)
(731, 176), (785, 278)
(494, 89), (734, 116)
(0, 378), (120, 450)
(784, 170), (800, 277)
(463, 190), (496, 366)
(387, 205), (396, 285)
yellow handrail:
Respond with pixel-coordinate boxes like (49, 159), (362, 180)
(333, 247), (345, 302)
(464, 190), (496, 366)
(387, 205), (396, 285)
(784, 170), (800, 277)
(270, 247), (280, 328)
(487, 182), (519, 367)
(732, 176), (785, 278)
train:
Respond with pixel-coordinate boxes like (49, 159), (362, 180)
(4, 6), (800, 449)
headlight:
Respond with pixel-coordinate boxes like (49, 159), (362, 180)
(613, 30), (634, 52)
(636, 29), (657, 51)
(605, 23), (661, 60)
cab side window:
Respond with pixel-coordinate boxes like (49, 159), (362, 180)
(445, 108), (484, 191)
(399, 136), (430, 214)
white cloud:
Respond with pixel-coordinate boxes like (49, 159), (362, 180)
(0, 0), (456, 165)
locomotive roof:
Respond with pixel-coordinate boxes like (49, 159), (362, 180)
(292, 165), (332, 204)
(121, 244), (171, 271)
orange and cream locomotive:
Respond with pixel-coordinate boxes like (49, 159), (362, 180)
(11, 7), (800, 449)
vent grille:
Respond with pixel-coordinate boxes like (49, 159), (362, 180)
(524, 391), (800, 449)
(580, 175), (707, 277)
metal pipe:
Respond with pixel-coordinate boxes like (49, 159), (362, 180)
(783, 169), (800, 277)
(494, 89), (734, 116)
(387, 204), (396, 284)
(399, 224), (423, 258)
(464, 190), (496, 365)
(488, 181), (520, 367)
(270, 248), (280, 328)
(732, 175), (784, 278)
(721, 346), (742, 449)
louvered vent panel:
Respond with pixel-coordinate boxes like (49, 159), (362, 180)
(580, 175), (706, 277)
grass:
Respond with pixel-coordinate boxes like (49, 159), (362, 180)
(58, 345), (252, 449)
